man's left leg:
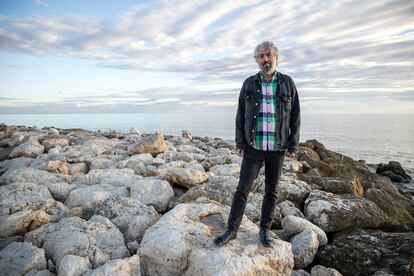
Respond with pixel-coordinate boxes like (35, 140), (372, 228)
(259, 150), (285, 247)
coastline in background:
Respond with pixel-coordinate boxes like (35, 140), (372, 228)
(1, 112), (413, 176)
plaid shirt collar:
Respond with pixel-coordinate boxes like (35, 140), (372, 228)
(259, 71), (278, 82)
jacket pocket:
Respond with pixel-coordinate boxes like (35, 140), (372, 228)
(282, 96), (292, 111)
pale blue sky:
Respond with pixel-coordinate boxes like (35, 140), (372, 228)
(0, 0), (413, 113)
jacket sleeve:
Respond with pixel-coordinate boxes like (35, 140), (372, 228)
(287, 79), (301, 152)
(235, 83), (247, 150)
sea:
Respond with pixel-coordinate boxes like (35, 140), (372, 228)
(0, 112), (413, 177)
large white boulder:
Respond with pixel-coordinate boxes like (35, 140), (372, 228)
(139, 202), (294, 276)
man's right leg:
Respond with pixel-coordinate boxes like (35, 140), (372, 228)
(214, 155), (263, 246)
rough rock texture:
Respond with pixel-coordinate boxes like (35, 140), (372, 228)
(316, 229), (414, 276)
(209, 163), (240, 177)
(24, 216), (130, 269)
(139, 202), (294, 276)
(41, 137), (69, 151)
(0, 241), (47, 276)
(83, 255), (141, 276)
(65, 184), (129, 210)
(377, 161), (412, 183)
(130, 179), (174, 212)
(58, 254), (91, 276)
(278, 201), (305, 218)
(165, 167), (209, 188)
(70, 168), (141, 188)
(127, 133), (167, 155)
(9, 140), (45, 158)
(311, 265), (343, 276)
(42, 160), (69, 175)
(177, 177), (280, 224)
(44, 182), (78, 202)
(291, 229), (319, 269)
(0, 167), (67, 185)
(86, 196), (159, 243)
(364, 187), (414, 226)
(304, 190), (389, 232)
(0, 182), (69, 237)
(314, 177), (364, 196)
(292, 269), (311, 276)
(276, 177), (312, 207)
(282, 215), (327, 246)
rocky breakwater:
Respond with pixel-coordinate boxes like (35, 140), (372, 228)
(0, 123), (413, 276)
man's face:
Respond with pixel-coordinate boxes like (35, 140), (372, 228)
(256, 47), (277, 75)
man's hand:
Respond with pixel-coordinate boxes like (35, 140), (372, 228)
(236, 149), (245, 157)
(286, 151), (296, 158)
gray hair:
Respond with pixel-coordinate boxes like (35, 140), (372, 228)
(254, 41), (279, 61)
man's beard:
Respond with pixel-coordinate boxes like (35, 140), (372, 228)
(261, 62), (274, 74)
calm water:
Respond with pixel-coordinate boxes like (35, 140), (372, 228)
(1, 112), (413, 176)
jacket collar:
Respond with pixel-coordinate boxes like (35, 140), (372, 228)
(254, 71), (285, 83)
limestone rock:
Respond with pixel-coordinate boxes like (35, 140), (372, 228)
(130, 179), (174, 212)
(48, 128), (60, 135)
(127, 133), (166, 155)
(71, 168), (141, 188)
(86, 196), (159, 243)
(58, 254), (91, 276)
(276, 177), (312, 207)
(177, 176), (273, 224)
(0, 182), (69, 237)
(25, 216), (130, 269)
(209, 163), (240, 177)
(314, 177), (363, 196)
(9, 140), (44, 158)
(282, 215), (327, 246)
(67, 162), (88, 175)
(0, 167), (66, 185)
(129, 127), (140, 135)
(278, 201), (305, 219)
(304, 190), (389, 232)
(83, 255), (140, 276)
(88, 157), (118, 170)
(291, 229), (319, 269)
(293, 269), (311, 276)
(44, 182), (78, 202)
(184, 160), (205, 172)
(41, 138), (68, 151)
(0, 157), (33, 175)
(65, 184), (129, 210)
(118, 159), (147, 175)
(311, 265), (342, 276)
(173, 152), (195, 162)
(182, 130), (192, 140)
(165, 167), (209, 188)
(139, 202), (294, 276)
(0, 241), (47, 276)
(43, 160), (69, 175)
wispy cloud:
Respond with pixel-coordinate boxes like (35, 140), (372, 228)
(0, 0), (413, 113)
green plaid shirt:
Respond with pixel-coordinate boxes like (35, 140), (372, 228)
(253, 71), (279, 151)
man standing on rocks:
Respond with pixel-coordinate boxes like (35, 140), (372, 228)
(214, 41), (301, 247)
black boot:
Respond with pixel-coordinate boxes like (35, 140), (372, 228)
(213, 229), (237, 246)
(259, 228), (272, 247)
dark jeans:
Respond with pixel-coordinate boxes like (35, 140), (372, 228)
(227, 146), (285, 231)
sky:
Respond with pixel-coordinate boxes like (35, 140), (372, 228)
(0, 0), (413, 114)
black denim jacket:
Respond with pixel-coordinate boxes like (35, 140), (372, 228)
(235, 71), (301, 152)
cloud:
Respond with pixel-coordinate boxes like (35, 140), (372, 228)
(0, 0), (413, 113)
